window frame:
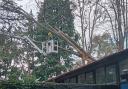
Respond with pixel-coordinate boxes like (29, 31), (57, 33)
(105, 64), (117, 84)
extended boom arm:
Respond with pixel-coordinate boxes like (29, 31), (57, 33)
(1, 0), (95, 64)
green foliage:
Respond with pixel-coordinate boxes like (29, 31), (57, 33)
(33, 0), (77, 81)
(0, 82), (118, 89)
(21, 75), (37, 84)
(0, 0), (78, 84)
(8, 67), (21, 82)
(0, 10), (36, 84)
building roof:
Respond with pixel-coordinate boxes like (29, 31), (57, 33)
(47, 49), (128, 82)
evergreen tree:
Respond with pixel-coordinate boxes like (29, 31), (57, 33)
(34, 0), (77, 81)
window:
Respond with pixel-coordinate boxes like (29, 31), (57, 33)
(78, 73), (85, 83)
(106, 65), (117, 84)
(119, 58), (128, 82)
(120, 58), (128, 74)
(64, 79), (70, 83)
(70, 77), (76, 83)
(85, 72), (94, 84)
(96, 67), (105, 84)
(54, 46), (57, 50)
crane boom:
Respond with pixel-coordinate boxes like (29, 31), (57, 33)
(1, 0), (95, 64)
(23, 36), (46, 55)
(0, 32), (46, 55)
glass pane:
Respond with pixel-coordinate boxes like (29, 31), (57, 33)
(119, 58), (128, 82)
(70, 77), (76, 83)
(64, 79), (70, 83)
(85, 72), (94, 84)
(120, 59), (128, 74)
(78, 73), (85, 83)
(96, 68), (105, 84)
(106, 65), (116, 84)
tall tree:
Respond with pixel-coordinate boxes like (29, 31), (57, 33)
(97, 0), (128, 51)
(0, 1), (37, 82)
(109, 0), (128, 51)
(73, 0), (107, 55)
(33, 0), (78, 81)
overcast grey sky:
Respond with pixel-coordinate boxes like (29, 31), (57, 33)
(15, 0), (39, 16)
